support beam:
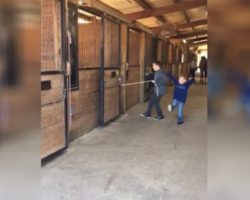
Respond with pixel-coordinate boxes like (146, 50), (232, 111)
(172, 0), (195, 34)
(193, 39), (208, 44)
(81, 0), (156, 36)
(178, 19), (207, 29)
(139, 32), (146, 103)
(183, 43), (189, 77)
(183, 11), (196, 35)
(191, 41), (208, 46)
(157, 40), (162, 62)
(173, 30), (207, 39)
(83, 0), (131, 23)
(151, 19), (207, 32)
(188, 36), (207, 43)
(133, 0), (166, 23)
(120, 23), (128, 113)
(126, 0), (207, 20)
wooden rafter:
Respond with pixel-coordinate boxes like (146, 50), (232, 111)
(188, 36), (207, 43)
(193, 39), (207, 44)
(126, 0), (207, 20)
(82, 0), (156, 35)
(179, 19), (207, 29)
(151, 19), (207, 33)
(133, 0), (166, 23)
(172, 0), (193, 38)
(191, 41), (208, 46)
(173, 30), (207, 38)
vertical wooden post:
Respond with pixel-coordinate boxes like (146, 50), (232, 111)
(139, 32), (145, 103)
(62, 0), (69, 148)
(99, 16), (105, 126)
(184, 43), (189, 78)
(120, 23), (128, 113)
(157, 40), (162, 62)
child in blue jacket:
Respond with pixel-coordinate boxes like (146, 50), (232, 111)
(166, 74), (194, 125)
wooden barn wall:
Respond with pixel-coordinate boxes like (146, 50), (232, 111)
(104, 19), (120, 122)
(104, 19), (120, 68)
(41, 0), (191, 159)
(183, 44), (189, 78)
(41, 0), (62, 72)
(41, 75), (65, 158)
(177, 47), (183, 77)
(78, 18), (101, 69)
(168, 43), (173, 65)
(128, 29), (140, 66)
(70, 70), (99, 140)
(161, 41), (169, 71)
(145, 34), (153, 71)
(69, 11), (101, 140)
(170, 45), (177, 77)
(177, 46), (186, 77)
(41, 0), (66, 159)
(104, 70), (120, 122)
(126, 29), (140, 110)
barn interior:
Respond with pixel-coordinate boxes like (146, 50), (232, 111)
(41, 0), (208, 199)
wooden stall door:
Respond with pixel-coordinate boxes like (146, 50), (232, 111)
(69, 9), (101, 140)
(104, 19), (120, 123)
(126, 29), (140, 109)
(144, 34), (155, 101)
(41, 0), (67, 159)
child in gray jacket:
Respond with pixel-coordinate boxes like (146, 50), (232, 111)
(141, 61), (167, 120)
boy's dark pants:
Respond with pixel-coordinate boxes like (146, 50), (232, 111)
(145, 94), (164, 117)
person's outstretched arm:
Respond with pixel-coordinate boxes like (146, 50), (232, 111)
(185, 78), (195, 88)
(166, 73), (178, 85)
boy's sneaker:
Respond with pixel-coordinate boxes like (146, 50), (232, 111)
(140, 113), (151, 119)
(177, 121), (184, 125)
(154, 116), (165, 121)
(168, 104), (173, 112)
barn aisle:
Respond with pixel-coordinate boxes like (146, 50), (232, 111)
(42, 85), (206, 200)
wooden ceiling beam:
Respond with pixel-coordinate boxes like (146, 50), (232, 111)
(183, 11), (195, 33)
(133, 0), (166, 23)
(133, 0), (151, 9)
(191, 41), (208, 46)
(172, 0), (196, 38)
(172, 0), (190, 25)
(151, 19), (207, 32)
(126, 0), (207, 20)
(188, 36), (208, 42)
(179, 19), (207, 29)
(82, 0), (156, 35)
(173, 30), (207, 38)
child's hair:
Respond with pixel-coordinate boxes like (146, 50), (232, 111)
(179, 74), (187, 80)
(153, 60), (161, 67)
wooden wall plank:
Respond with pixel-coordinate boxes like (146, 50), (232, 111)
(120, 23), (128, 113)
(70, 70), (99, 140)
(126, 67), (140, 109)
(78, 18), (101, 69)
(139, 32), (146, 103)
(41, 100), (65, 158)
(41, 0), (62, 71)
(104, 19), (120, 68)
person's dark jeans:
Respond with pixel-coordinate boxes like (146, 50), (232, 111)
(145, 94), (164, 117)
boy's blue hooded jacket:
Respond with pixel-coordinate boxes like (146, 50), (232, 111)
(166, 74), (194, 103)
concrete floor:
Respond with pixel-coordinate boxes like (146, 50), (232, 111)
(42, 85), (207, 200)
